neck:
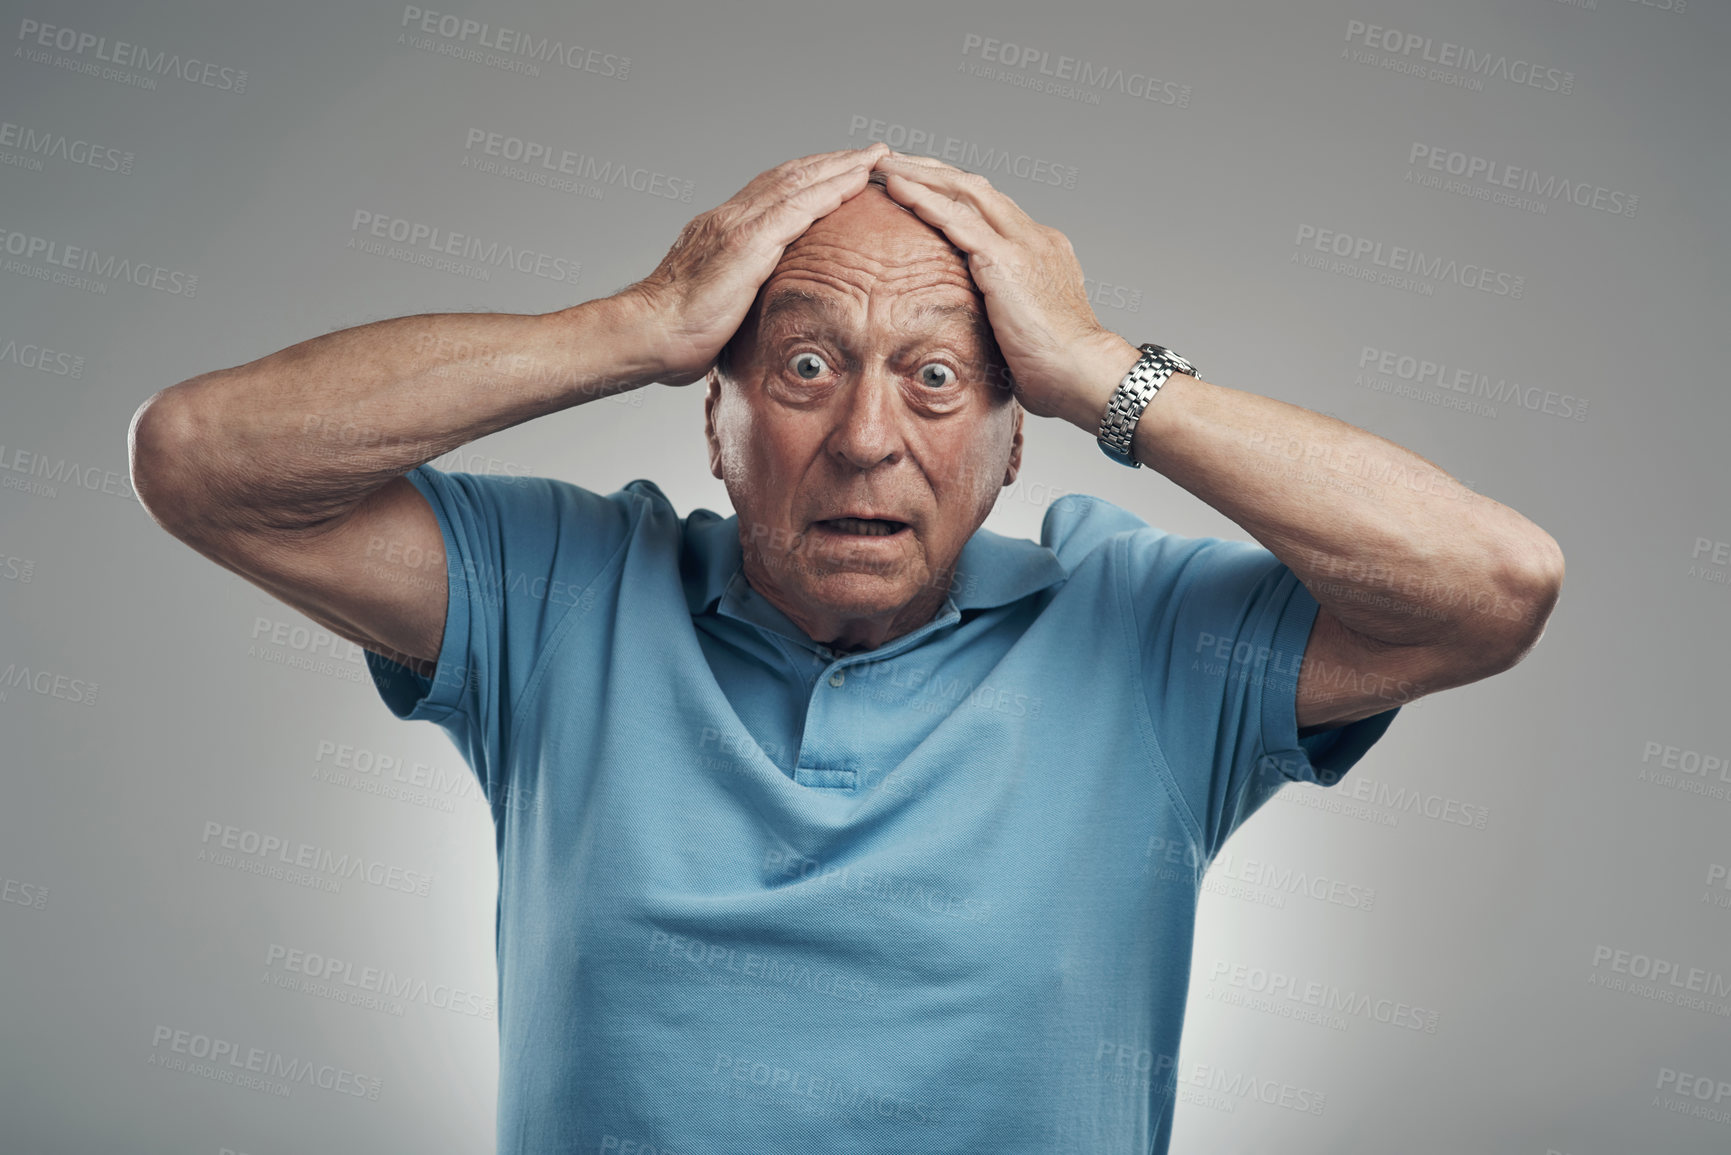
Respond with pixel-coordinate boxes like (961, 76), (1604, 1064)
(739, 557), (947, 654)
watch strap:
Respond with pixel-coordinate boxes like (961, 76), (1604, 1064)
(1097, 343), (1197, 467)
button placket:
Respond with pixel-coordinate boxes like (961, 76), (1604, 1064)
(794, 672), (852, 789)
(790, 598), (962, 790)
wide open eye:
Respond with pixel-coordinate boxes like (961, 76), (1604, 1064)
(788, 352), (830, 380)
(916, 362), (957, 389)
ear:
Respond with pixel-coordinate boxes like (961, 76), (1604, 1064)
(1002, 399), (1024, 487)
(704, 368), (724, 481)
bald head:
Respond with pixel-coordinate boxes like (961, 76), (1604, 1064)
(699, 158), (1025, 652)
(714, 173), (1002, 385)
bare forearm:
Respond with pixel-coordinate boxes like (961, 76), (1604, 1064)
(1060, 337), (1564, 652)
(130, 296), (655, 533)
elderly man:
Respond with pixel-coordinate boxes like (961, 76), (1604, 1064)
(129, 141), (1563, 1152)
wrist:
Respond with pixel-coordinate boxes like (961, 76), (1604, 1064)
(1084, 339), (1204, 469)
(1059, 332), (1143, 435)
(548, 294), (665, 396)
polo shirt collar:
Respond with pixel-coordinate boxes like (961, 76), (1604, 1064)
(681, 509), (1068, 620)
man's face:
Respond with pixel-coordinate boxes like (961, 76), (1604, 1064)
(704, 183), (1023, 653)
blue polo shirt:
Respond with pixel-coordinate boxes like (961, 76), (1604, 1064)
(364, 464), (1400, 1154)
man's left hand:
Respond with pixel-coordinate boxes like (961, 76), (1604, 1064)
(872, 150), (1140, 426)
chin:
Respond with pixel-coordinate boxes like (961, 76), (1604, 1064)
(805, 566), (936, 619)
(801, 569), (915, 608)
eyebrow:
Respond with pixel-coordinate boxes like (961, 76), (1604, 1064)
(758, 286), (995, 354)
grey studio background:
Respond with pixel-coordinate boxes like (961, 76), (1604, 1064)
(1, 0), (1726, 1151)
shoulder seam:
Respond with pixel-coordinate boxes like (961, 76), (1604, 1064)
(1114, 529), (1207, 854)
(500, 484), (648, 761)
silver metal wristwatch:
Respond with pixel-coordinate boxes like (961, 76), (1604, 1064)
(1096, 343), (1198, 468)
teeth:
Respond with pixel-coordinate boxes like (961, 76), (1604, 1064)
(828, 517), (902, 537)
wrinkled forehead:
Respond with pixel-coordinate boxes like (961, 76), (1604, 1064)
(754, 192), (993, 347)
(755, 268), (991, 344)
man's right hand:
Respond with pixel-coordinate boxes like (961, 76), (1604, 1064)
(610, 142), (890, 387)
(130, 143), (888, 679)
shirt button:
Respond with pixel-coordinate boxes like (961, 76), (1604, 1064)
(828, 671), (846, 688)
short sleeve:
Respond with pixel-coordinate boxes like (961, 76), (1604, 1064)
(1126, 529), (1401, 862)
(363, 465), (638, 805)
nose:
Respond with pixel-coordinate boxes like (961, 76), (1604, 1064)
(825, 363), (907, 470)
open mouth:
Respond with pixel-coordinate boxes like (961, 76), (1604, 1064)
(814, 517), (909, 538)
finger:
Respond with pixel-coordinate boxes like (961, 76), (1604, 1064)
(883, 155), (1031, 235)
(875, 171), (1036, 299)
(744, 161), (881, 256)
(874, 169), (1008, 260)
(741, 143), (888, 205)
(796, 141), (891, 168)
(873, 151), (1031, 235)
(773, 142), (889, 181)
